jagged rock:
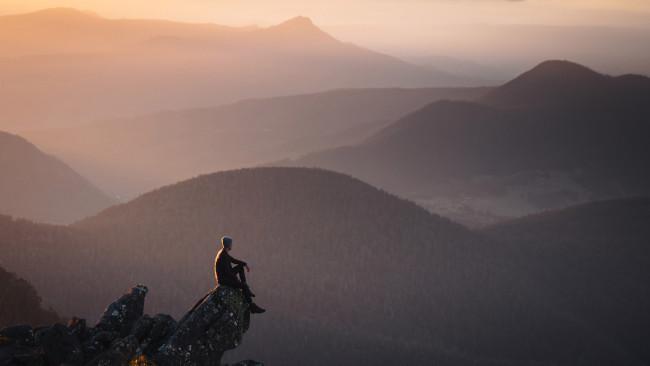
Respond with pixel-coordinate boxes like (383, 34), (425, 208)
(229, 361), (264, 366)
(132, 314), (176, 356)
(155, 286), (250, 366)
(0, 326), (39, 366)
(35, 323), (83, 366)
(0, 345), (42, 366)
(0, 326), (34, 347)
(68, 318), (89, 341)
(86, 335), (139, 366)
(82, 330), (119, 361)
(0, 285), (254, 366)
(96, 285), (148, 337)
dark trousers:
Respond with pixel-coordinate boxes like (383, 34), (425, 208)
(233, 264), (247, 284)
(219, 264), (252, 303)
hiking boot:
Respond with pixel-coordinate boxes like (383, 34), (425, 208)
(249, 303), (266, 314)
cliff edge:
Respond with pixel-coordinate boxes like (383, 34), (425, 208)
(0, 285), (260, 366)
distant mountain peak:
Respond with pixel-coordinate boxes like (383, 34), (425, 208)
(267, 16), (336, 42)
(275, 16), (317, 30)
(19, 7), (101, 20)
(483, 60), (611, 107)
(523, 60), (605, 81)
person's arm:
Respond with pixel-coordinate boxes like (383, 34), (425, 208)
(227, 252), (249, 271)
(230, 255), (247, 266)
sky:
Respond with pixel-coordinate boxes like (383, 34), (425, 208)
(2, 0), (650, 74)
(2, 0), (650, 28)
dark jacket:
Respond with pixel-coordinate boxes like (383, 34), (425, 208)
(214, 248), (246, 285)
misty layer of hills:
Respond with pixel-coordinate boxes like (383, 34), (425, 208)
(0, 265), (61, 328)
(1, 7), (649, 366)
(0, 131), (114, 224)
(1, 168), (649, 365)
(0, 8), (472, 132)
(26, 87), (488, 198)
(283, 61), (650, 226)
(18, 60), (649, 227)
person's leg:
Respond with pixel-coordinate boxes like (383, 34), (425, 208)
(233, 264), (247, 284)
(233, 264), (256, 298)
(222, 268), (264, 313)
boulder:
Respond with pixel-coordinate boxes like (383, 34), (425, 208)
(36, 323), (84, 366)
(229, 361), (264, 366)
(68, 318), (89, 340)
(0, 326), (34, 347)
(85, 335), (139, 366)
(96, 285), (148, 337)
(155, 286), (250, 366)
(0, 285), (260, 366)
(134, 314), (176, 356)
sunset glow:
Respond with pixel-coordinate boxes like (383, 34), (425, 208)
(1, 0), (650, 364)
(3, 0), (650, 31)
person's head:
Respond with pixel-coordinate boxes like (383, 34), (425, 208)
(221, 235), (233, 251)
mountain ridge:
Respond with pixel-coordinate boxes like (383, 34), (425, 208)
(0, 131), (115, 224)
(280, 60), (650, 226)
(0, 8), (477, 131)
(26, 87), (489, 198)
(1, 167), (644, 365)
(5, 7), (102, 20)
(483, 59), (650, 107)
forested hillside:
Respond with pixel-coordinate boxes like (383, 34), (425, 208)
(0, 132), (115, 224)
(282, 61), (650, 226)
(481, 197), (650, 364)
(0, 264), (61, 328)
(0, 168), (641, 365)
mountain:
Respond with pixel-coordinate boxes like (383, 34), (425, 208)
(1, 167), (637, 365)
(482, 197), (650, 364)
(281, 61), (650, 226)
(483, 60), (650, 107)
(0, 132), (114, 224)
(0, 265), (61, 328)
(25, 87), (489, 198)
(0, 8), (475, 131)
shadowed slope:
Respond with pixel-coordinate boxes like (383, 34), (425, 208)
(0, 167), (640, 365)
(0, 132), (115, 224)
(0, 266), (61, 328)
(483, 60), (650, 107)
(482, 197), (650, 364)
(282, 61), (650, 226)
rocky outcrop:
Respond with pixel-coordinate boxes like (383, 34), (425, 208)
(0, 285), (260, 366)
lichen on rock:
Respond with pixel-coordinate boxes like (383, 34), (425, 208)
(0, 285), (261, 366)
(155, 286), (250, 366)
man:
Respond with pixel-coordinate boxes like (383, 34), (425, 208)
(215, 236), (266, 314)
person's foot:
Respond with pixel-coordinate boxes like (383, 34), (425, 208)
(249, 303), (266, 314)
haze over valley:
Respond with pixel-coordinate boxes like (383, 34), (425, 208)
(0, 8), (470, 132)
(1, 2), (649, 366)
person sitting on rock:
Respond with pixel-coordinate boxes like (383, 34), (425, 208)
(215, 235), (266, 314)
